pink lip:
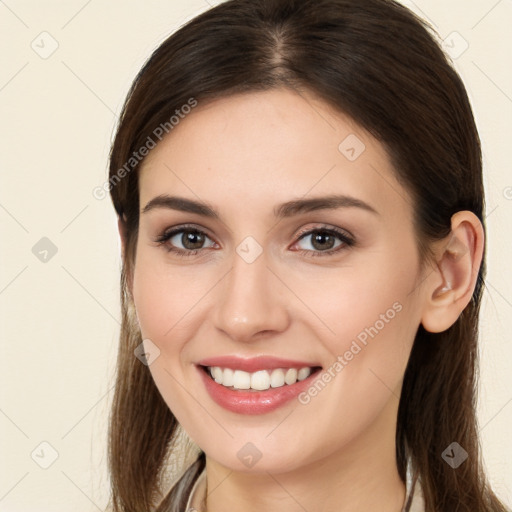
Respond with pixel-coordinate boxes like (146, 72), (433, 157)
(196, 359), (322, 415)
(197, 355), (320, 373)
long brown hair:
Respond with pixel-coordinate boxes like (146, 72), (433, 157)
(107, 0), (507, 510)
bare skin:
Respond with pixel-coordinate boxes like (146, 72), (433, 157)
(119, 87), (484, 512)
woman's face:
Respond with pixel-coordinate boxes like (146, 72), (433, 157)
(131, 87), (428, 473)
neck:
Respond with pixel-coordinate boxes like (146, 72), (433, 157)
(203, 398), (406, 512)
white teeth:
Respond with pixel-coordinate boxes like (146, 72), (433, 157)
(208, 366), (314, 390)
(222, 367), (234, 387)
(251, 370), (270, 390)
(284, 368), (298, 385)
(270, 368), (285, 388)
(212, 366), (223, 383)
(232, 369), (251, 389)
(297, 367), (312, 381)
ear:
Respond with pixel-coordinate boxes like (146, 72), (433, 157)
(117, 214), (134, 297)
(420, 211), (484, 333)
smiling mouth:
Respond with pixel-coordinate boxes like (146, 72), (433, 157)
(200, 365), (323, 391)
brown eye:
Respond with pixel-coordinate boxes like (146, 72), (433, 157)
(179, 230), (206, 250)
(310, 231), (336, 250)
(295, 228), (353, 254)
(154, 226), (217, 254)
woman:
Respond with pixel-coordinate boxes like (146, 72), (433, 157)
(106, 0), (509, 511)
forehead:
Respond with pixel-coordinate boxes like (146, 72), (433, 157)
(138, 88), (412, 224)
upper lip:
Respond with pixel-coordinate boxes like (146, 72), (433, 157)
(197, 355), (322, 373)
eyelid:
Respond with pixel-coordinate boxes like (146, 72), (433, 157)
(152, 224), (218, 258)
(288, 225), (355, 257)
(293, 223), (354, 242)
(154, 222), (355, 257)
(154, 223), (216, 243)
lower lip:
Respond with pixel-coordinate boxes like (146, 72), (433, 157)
(197, 366), (321, 415)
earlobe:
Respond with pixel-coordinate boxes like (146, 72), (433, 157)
(421, 211), (484, 333)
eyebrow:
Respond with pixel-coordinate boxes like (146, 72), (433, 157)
(141, 194), (379, 218)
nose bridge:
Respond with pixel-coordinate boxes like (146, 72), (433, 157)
(213, 240), (289, 341)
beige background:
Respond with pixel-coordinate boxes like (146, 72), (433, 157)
(0, 0), (511, 510)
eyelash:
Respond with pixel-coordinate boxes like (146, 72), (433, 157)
(153, 223), (355, 258)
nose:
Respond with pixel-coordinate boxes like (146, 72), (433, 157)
(212, 247), (290, 343)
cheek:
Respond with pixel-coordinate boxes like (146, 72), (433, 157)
(131, 257), (208, 418)
(284, 261), (420, 459)
(132, 267), (173, 340)
(294, 249), (418, 340)
(290, 248), (421, 393)
(132, 252), (211, 342)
